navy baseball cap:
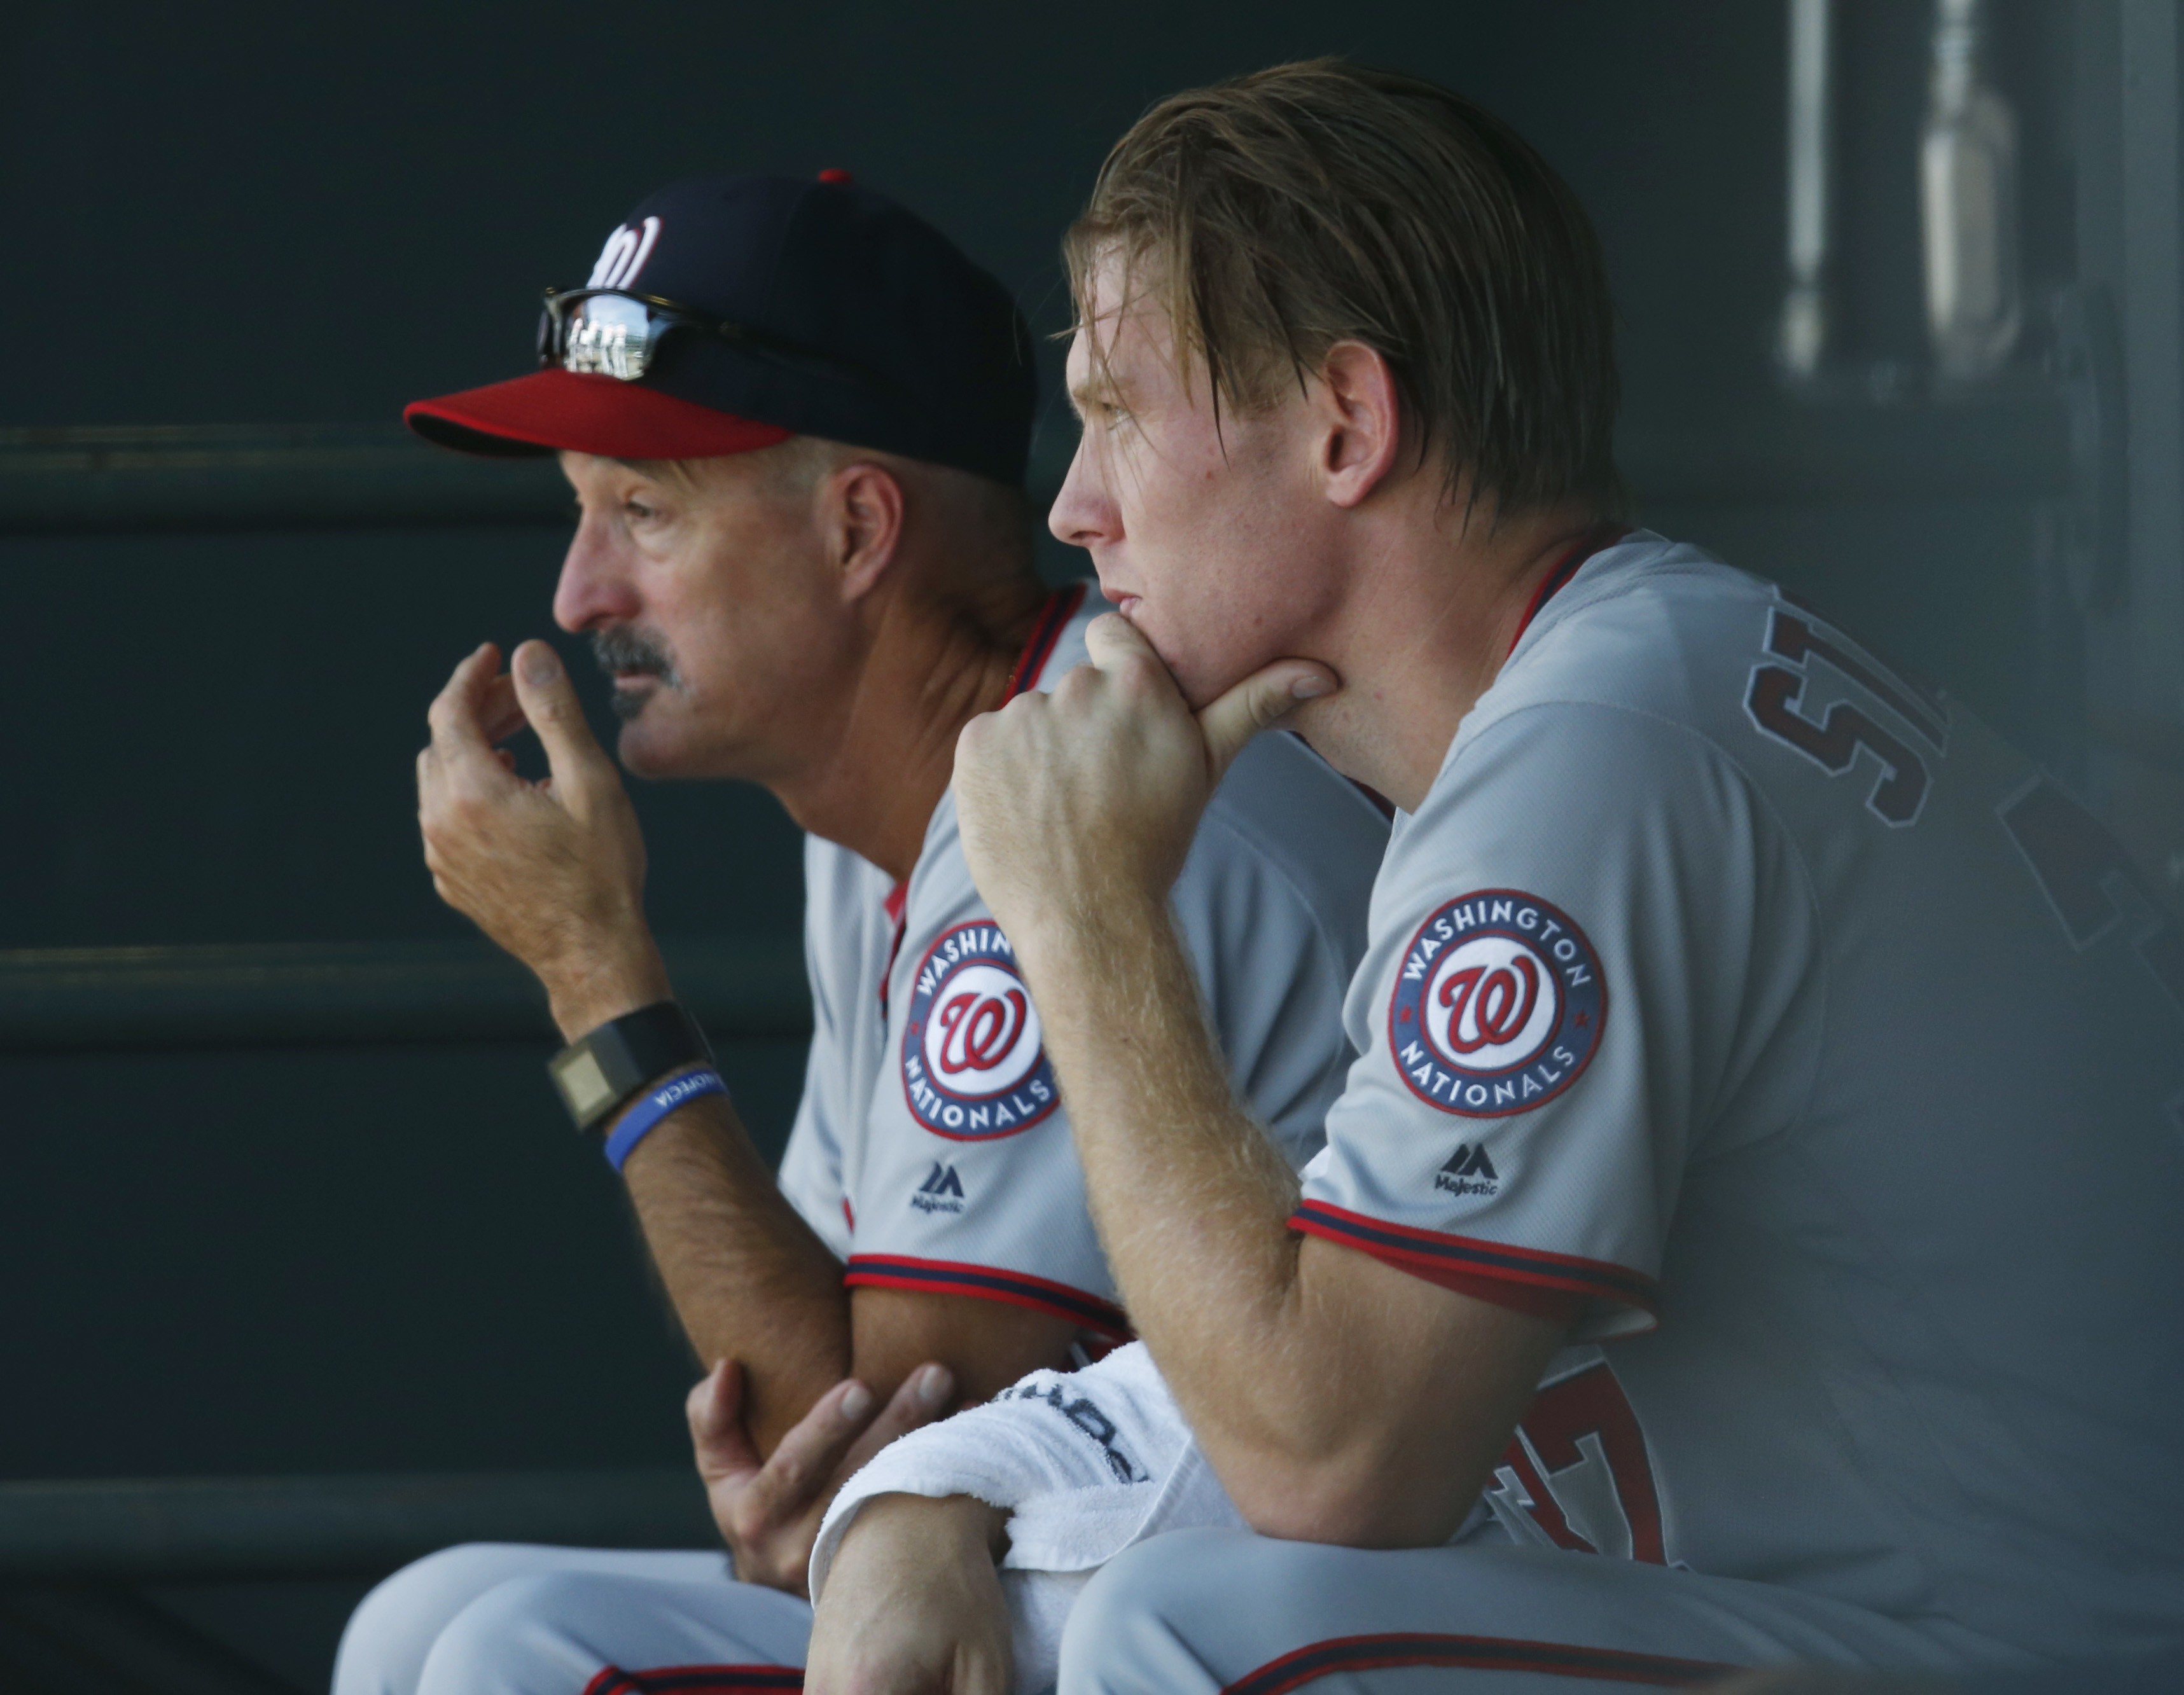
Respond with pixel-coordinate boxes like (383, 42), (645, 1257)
(405, 172), (1036, 486)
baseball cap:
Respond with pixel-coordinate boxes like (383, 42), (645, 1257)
(405, 172), (1037, 486)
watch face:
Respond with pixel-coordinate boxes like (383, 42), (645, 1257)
(551, 1046), (618, 1123)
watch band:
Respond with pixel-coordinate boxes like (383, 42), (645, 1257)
(548, 1000), (716, 1133)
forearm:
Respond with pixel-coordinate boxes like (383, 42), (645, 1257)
(1021, 896), (1566, 1544)
(622, 1097), (852, 1454)
(804, 1493), (1012, 1695)
(1016, 897), (1309, 1437)
(539, 939), (852, 1452)
(810, 1338), (1221, 1600)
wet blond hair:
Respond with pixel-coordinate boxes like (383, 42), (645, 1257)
(1068, 59), (1623, 518)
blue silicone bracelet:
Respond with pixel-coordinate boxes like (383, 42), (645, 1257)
(604, 1065), (729, 1173)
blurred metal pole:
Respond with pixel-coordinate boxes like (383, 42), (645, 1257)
(1921, 0), (2024, 380)
(1779, 0), (1833, 379)
(2117, 0), (2184, 730)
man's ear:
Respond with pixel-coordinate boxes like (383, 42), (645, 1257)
(826, 462), (907, 600)
(1314, 340), (1404, 510)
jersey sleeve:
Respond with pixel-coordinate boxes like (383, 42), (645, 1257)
(1295, 702), (1818, 1341)
(843, 751), (1380, 1343)
(841, 813), (1132, 1339)
(774, 1029), (852, 1260)
(774, 836), (889, 1261)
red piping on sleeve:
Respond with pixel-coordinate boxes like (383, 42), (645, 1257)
(845, 1253), (1132, 1341)
(877, 880), (910, 1015)
(1290, 1201), (1655, 1320)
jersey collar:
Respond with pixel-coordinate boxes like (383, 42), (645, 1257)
(1003, 583), (1089, 700)
(1507, 525), (1630, 658)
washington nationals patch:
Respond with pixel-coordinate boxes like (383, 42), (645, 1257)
(1389, 890), (1606, 1117)
(901, 921), (1059, 1139)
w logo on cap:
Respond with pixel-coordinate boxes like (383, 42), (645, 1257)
(587, 216), (662, 289)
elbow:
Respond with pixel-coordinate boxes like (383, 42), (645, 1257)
(1223, 1455), (1475, 1550)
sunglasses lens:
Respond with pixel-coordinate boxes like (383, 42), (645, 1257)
(559, 294), (660, 380)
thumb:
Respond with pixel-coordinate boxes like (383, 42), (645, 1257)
(1194, 660), (1337, 783)
(510, 640), (612, 796)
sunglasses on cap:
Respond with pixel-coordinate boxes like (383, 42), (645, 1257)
(537, 287), (891, 394)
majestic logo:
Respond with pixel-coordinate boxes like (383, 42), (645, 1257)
(586, 216), (662, 290)
(1389, 890), (1606, 1117)
(1436, 1142), (1500, 1197)
(912, 1161), (966, 1214)
(901, 921), (1059, 1139)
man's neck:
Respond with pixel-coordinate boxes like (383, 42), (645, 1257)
(1303, 499), (1606, 813)
(774, 570), (1052, 883)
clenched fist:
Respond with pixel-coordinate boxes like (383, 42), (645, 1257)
(950, 612), (1333, 964)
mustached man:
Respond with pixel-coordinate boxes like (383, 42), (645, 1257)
(335, 171), (1385, 1694)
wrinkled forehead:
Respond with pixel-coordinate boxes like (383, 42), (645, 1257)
(558, 442), (824, 511)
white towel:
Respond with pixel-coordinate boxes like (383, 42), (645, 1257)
(809, 1343), (1245, 1694)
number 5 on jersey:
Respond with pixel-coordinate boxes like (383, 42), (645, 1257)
(1744, 602), (1949, 827)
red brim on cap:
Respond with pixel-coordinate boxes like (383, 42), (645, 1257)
(403, 368), (793, 460)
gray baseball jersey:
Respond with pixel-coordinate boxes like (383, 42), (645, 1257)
(777, 582), (1388, 1346)
(1292, 531), (2184, 1661)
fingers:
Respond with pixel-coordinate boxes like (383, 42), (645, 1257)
(1082, 611), (1339, 782)
(736, 1376), (887, 1525)
(509, 639), (614, 799)
(424, 642), (503, 759)
(686, 1360), (762, 1483)
(835, 1364), (955, 1479)
(1195, 658), (1337, 782)
(421, 645), (526, 810)
(477, 670), (527, 745)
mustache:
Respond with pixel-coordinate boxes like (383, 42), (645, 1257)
(592, 626), (681, 722)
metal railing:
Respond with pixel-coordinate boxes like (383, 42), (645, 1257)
(0, 425), (568, 536)
(0, 937), (810, 1053)
(0, 403), (2081, 544)
(0, 1470), (716, 1584)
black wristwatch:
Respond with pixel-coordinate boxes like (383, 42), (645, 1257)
(548, 1000), (715, 1133)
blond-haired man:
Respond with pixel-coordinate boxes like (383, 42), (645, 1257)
(805, 60), (2184, 1695)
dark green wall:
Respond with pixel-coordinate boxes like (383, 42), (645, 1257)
(2, 0), (2088, 1466)
(0, 2), (2103, 1684)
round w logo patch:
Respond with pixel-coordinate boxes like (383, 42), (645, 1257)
(1389, 890), (1606, 1117)
(900, 922), (1059, 1139)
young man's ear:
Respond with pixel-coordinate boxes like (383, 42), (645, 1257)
(828, 463), (907, 598)
(1315, 341), (1405, 509)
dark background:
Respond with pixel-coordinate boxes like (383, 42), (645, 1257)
(2, 1), (2179, 1687)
